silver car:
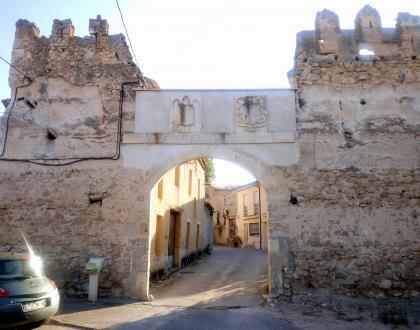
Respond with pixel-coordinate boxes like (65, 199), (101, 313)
(0, 253), (59, 328)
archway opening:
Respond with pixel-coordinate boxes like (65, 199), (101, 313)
(210, 159), (269, 251)
(147, 157), (270, 306)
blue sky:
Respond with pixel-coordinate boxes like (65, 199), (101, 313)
(0, 0), (418, 185)
(1, 0), (419, 103)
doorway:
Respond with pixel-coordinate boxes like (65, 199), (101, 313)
(168, 210), (181, 269)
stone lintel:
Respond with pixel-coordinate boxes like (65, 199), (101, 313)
(123, 132), (296, 144)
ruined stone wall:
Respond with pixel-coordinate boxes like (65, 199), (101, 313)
(1, 17), (157, 160)
(1, 6), (419, 300)
(279, 5), (420, 298)
(0, 17), (157, 298)
(0, 162), (152, 297)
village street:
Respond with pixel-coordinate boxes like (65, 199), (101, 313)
(36, 246), (404, 330)
(41, 246), (295, 329)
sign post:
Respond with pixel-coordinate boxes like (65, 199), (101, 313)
(85, 258), (104, 302)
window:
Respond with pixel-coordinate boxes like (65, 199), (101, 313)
(175, 166), (180, 187)
(157, 180), (164, 200)
(253, 191), (259, 215)
(197, 179), (201, 199)
(155, 215), (163, 255)
(249, 223), (259, 236)
(193, 197), (197, 218)
(243, 205), (248, 217)
(253, 203), (259, 215)
(186, 222), (190, 251)
(0, 259), (38, 278)
(188, 170), (192, 195)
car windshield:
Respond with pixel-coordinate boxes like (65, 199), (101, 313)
(0, 259), (38, 279)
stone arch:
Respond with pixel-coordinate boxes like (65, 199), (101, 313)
(144, 147), (286, 194)
(122, 143), (293, 298)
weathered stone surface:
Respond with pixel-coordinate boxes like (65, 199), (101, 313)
(0, 6), (419, 300)
(283, 5), (420, 298)
(379, 279), (392, 289)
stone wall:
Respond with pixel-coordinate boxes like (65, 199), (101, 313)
(277, 5), (420, 298)
(1, 17), (156, 161)
(0, 161), (153, 297)
(0, 6), (419, 300)
(0, 17), (157, 298)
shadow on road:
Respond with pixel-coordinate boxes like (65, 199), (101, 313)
(42, 246), (271, 329)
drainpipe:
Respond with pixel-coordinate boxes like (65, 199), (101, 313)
(257, 182), (262, 250)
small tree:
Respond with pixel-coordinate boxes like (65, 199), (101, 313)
(204, 157), (215, 184)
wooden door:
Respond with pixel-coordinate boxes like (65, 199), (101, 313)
(167, 212), (176, 269)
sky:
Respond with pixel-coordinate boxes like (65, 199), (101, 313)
(0, 0), (418, 185)
(212, 159), (256, 187)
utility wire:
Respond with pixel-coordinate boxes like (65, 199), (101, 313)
(190, 0), (239, 41)
(0, 56), (33, 157)
(115, 0), (147, 87)
(0, 54), (138, 165)
(0, 56), (32, 82)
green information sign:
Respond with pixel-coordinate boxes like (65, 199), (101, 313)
(85, 258), (104, 274)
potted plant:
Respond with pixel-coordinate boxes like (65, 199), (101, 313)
(232, 235), (242, 248)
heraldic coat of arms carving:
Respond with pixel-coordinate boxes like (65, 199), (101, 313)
(172, 96), (200, 132)
(236, 96), (268, 132)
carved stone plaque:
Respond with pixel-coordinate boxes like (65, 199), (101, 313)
(171, 96), (200, 132)
(236, 96), (267, 132)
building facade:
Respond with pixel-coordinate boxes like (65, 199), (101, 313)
(235, 182), (269, 250)
(205, 185), (236, 246)
(149, 159), (211, 277)
(206, 182), (269, 250)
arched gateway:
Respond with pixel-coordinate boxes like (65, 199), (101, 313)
(121, 89), (298, 298)
(1, 8), (419, 300)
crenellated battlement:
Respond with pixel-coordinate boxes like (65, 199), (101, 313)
(291, 5), (420, 88)
(2, 16), (157, 161)
(89, 15), (109, 36)
(9, 16), (140, 89)
(313, 5), (419, 57)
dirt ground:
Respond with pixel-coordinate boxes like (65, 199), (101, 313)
(267, 288), (420, 329)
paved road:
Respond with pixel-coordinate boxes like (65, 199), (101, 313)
(149, 245), (268, 308)
(38, 246), (298, 329)
(37, 246), (396, 329)
(132, 246), (293, 330)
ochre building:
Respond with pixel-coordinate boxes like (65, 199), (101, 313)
(235, 182), (269, 250)
(149, 159), (212, 276)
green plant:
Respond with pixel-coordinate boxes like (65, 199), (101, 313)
(232, 235), (242, 248)
(204, 158), (215, 184)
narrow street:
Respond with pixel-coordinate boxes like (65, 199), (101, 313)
(41, 246), (296, 330)
(149, 245), (268, 308)
(39, 246), (399, 330)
